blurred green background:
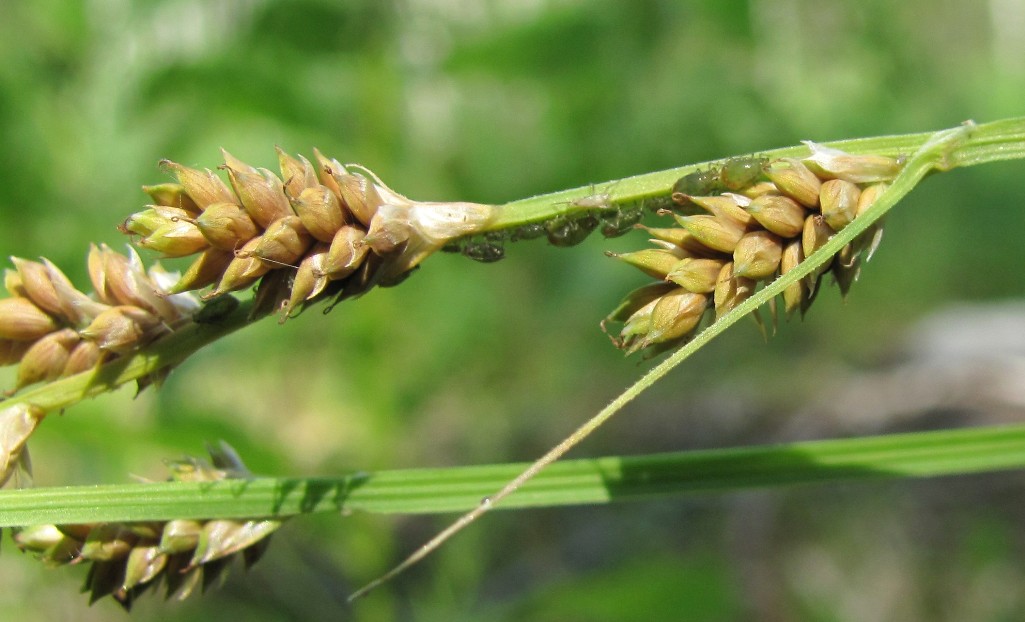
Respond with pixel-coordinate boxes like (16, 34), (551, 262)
(2, 1), (1025, 620)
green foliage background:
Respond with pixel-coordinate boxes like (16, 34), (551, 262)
(1, 1), (1024, 620)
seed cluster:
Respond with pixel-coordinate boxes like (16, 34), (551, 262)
(123, 150), (496, 318)
(13, 443), (280, 610)
(0, 149), (497, 397)
(604, 143), (902, 357)
(0, 247), (200, 394)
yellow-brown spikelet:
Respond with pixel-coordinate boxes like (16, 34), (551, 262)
(194, 202), (260, 251)
(818, 178), (861, 231)
(120, 149), (497, 317)
(763, 158), (822, 207)
(0, 297), (61, 341)
(604, 143), (903, 356)
(13, 443), (281, 610)
(666, 257), (726, 293)
(15, 328), (80, 390)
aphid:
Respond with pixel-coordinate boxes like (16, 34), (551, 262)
(509, 222), (547, 241)
(559, 183), (617, 211)
(463, 240), (505, 263)
(546, 214), (598, 247)
(672, 167), (722, 197)
(599, 208), (644, 238)
(719, 156), (768, 191)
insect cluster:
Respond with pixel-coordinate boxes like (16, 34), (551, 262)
(603, 144), (902, 357)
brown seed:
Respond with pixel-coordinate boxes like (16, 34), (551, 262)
(223, 163), (293, 229)
(16, 328), (79, 389)
(801, 214), (836, 261)
(666, 257), (726, 293)
(63, 339), (102, 376)
(80, 524), (137, 562)
(733, 230), (783, 280)
(818, 179), (861, 231)
(802, 141), (902, 183)
(170, 248), (234, 293)
(206, 238), (271, 298)
(679, 194), (754, 228)
(3, 268), (25, 298)
(312, 148), (344, 196)
(333, 171), (381, 227)
(80, 306), (163, 353)
(607, 247), (689, 279)
(713, 261), (756, 319)
(744, 194), (806, 238)
(779, 240), (806, 316)
(141, 183), (201, 213)
(282, 243), (330, 320)
(322, 225), (369, 280)
(160, 160), (236, 209)
(42, 258), (107, 325)
(122, 544), (168, 592)
(641, 289), (708, 347)
(764, 158), (822, 207)
(277, 148), (320, 199)
(292, 185), (346, 243)
(138, 220), (209, 258)
(856, 182), (888, 218)
(195, 202), (260, 251)
(602, 282), (677, 327)
(0, 338), (31, 366)
(11, 257), (65, 319)
(250, 216), (313, 267)
(672, 214), (746, 253)
(0, 297), (60, 341)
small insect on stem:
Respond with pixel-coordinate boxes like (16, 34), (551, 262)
(556, 182), (619, 211)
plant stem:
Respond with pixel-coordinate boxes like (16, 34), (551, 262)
(2, 423), (1023, 527)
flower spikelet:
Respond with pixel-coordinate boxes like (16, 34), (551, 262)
(12, 443), (281, 610)
(125, 150), (498, 320)
(604, 147), (901, 356)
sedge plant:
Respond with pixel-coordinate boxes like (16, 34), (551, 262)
(0, 118), (1024, 607)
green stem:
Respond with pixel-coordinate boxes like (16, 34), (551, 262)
(486, 117), (1025, 230)
(2, 423), (1023, 527)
